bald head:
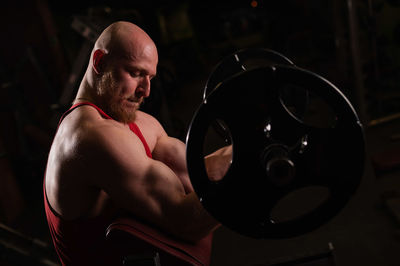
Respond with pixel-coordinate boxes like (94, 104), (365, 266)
(93, 21), (158, 64)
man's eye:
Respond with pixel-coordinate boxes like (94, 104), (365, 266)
(130, 71), (140, 77)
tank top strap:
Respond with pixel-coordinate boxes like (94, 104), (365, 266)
(60, 102), (152, 158)
(58, 102), (113, 126)
(129, 123), (153, 158)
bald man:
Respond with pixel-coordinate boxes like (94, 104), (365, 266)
(44, 21), (223, 265)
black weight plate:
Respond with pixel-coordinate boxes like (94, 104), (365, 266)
(186, 65), (364, 238)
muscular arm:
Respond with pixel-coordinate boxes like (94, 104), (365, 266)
(153, 136), (232, 187)
(152, 136), (194, 193)
(136, 111), (193, 193)
(82, 124), (218, 242)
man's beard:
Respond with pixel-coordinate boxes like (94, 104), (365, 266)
(96, 71), (142, 124)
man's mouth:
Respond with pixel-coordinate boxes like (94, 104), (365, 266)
(126, 96), (137, 103)
(125, 96), (142, 105)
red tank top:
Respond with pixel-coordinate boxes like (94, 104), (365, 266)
(43, 102), (153, 265)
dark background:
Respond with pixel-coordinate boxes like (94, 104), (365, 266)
(0, 0), (400, 265)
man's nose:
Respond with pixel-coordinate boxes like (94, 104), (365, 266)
(137, 76), (151, 98)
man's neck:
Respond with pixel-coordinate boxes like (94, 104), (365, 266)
(73, 97), (94, 105)
(74, 74), (96, 105)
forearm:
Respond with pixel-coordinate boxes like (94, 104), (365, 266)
(204, 145), (233, 181)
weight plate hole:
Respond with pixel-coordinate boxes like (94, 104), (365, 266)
(270, 186), (331, 224)
(279, 84), (338, 129)
(203, 119), (233, 182)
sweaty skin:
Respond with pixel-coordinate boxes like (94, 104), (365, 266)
(45, 21), (219, 243)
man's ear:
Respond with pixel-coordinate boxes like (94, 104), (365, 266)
(93, 49), (105, 74)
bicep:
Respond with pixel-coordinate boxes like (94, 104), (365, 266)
(152, 136), (194, 193)
(84, 127), (186, 224)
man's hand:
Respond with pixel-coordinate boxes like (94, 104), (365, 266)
(204, 145), (233, 182)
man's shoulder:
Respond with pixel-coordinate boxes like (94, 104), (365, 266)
(135, 110), (158, 125)
(56, 106), (128, 153)
(135, 111), (166, 135)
